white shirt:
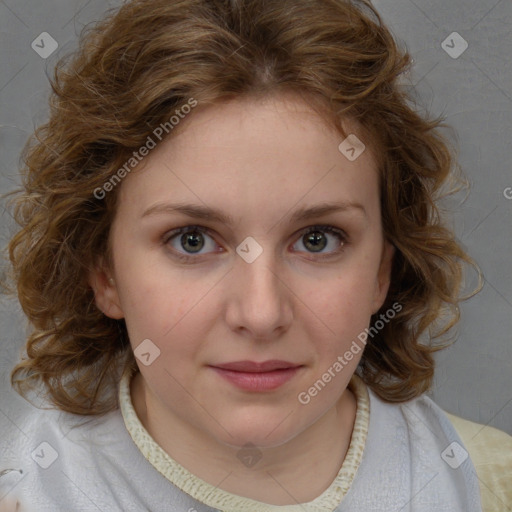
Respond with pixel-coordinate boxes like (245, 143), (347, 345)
(0, 370), (482, 511)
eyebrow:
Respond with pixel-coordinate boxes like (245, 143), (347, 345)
(141, 201), (366, 225)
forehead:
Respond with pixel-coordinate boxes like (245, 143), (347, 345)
(166, 94), (371, 161)
(115, 94), (380, 223)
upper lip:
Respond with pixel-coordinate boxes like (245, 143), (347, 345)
(211, 360), (301, 372)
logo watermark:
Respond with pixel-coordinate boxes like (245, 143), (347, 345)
(441, 441), (469, 469)
(93, 97), (198, 200)
(236, 442), (263, 468)
(134, 338), (161, 366)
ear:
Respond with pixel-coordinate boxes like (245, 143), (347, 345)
(371, 240), (395, 314)
(88, 261), (124, 319)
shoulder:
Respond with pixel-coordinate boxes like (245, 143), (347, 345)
(366, 388), (511, 511)
(445, 411), (512, 511)
(1, 399), (192, 512)
(345, 384), (483, 511)
(0, 402), (131, 510)
(367, 386), (467, 446)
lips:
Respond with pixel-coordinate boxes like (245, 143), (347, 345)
(209, 360), (303, 391)
(211, 360), (301, 372)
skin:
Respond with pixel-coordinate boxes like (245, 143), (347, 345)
(89, 93), (394, 505)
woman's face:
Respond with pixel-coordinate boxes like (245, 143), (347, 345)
(94, 94), (393, 448)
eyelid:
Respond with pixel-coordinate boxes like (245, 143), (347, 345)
(300, 224), (348, 241)
(162, 224), (213, 244)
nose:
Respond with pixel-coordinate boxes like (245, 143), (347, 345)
(225, 245), (293, 341)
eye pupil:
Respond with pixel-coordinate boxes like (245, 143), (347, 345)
(181, 231), (204, 253)
(304, 231), (327, 252)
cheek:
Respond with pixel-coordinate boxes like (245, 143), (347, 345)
(297, 265), (380, 368)
(310, 269), (379, 327)
(122, 282), (196, 341)
(118, 272), (219, 369)
(112, 242), (199, 330)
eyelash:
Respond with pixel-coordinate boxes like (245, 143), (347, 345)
(162, 224), (348, 262)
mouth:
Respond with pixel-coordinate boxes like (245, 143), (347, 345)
(209, 360), (303, 391)
(213, 360), (301, 372)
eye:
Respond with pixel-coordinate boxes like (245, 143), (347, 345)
(163, 225), (220, 260)
(163, 224), (347, 262)
(292, 225), (347, 257)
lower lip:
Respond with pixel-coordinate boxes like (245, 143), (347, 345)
(211, 367), (301, 391)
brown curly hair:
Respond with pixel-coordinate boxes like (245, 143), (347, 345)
(6, 0), (478, 415)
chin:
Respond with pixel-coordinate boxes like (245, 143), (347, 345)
(214, 412), (305, 450)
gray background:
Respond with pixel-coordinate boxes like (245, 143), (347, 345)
(0, 0), (511, 437)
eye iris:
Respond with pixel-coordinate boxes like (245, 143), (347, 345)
(304, 231), (327, 252)
(181, 231), (204, 253)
